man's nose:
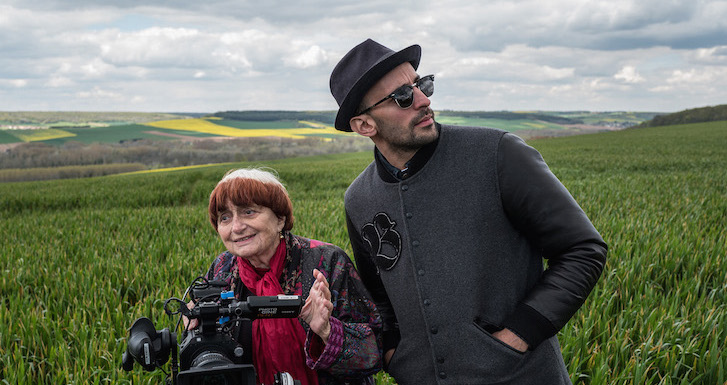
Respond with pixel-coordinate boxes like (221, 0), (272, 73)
(412, 86), (431, 109)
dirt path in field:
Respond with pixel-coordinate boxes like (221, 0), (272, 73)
(516, 124), (623, 140)
(143, 130), (237, 141)
(562, 124), (623, 132)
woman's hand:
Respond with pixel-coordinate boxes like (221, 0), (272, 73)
(300, 269), (334, 343)
(182, 300), (198, 330)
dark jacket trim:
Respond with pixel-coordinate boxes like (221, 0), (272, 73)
(502, 303), (558, 349)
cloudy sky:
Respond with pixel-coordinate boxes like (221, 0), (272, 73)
(1, 0), (726, 113)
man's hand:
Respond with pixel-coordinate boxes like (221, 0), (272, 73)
(384, 348), (396, 366)
(492, 328), (528, 352)
(300, 269), (334, 343)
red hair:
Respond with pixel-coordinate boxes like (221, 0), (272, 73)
(208, 171), (294, 232)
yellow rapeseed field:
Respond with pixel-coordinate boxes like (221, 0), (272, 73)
(122, 163), (234, 175)
(12, 128), (76, 142)
(146, 118), (343, 139)
(299, 120), (328, 128)
(523, 121), (547, 129)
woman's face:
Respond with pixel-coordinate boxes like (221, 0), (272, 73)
(216, 202), (285, 267)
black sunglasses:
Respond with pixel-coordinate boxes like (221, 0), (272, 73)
(358, 74), (435, 115)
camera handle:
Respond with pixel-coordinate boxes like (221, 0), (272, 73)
(166, 332), (178, 385)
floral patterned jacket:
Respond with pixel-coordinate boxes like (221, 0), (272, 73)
(204, 232), (383, 385)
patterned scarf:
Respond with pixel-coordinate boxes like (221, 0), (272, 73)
(236, 240), (319, 385)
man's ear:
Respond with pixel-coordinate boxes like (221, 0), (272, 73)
(349, 114), (377, 138)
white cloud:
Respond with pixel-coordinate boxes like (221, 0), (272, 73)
(1, 78), (28, 88)
(614, 66), (645, 83)
(46, 76), (73, 87)
(694, 45), (727, 63)
(285, 44), (329, 69)
(81, 58), (115, 78)
(98, 27), (202, 66)
(76, 87), (123, 100)
(667, 68), (717, 84)
(567, 0), (696, 31)
(130, 95), (146, 104)
(440, 45), (576, 83)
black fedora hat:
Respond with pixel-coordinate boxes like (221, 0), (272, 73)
(330, 39), (421, 131)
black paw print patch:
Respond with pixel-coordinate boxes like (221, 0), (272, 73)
(361, 212), (402, 271)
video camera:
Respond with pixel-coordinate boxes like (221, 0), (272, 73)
(121, 278), (303, 385)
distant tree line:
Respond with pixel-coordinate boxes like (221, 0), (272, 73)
(636, 104), (727, 128)
(1, 136), (371, 172)
(0, 163), (146, 183)
(212, 111), (336, 125)
(436, 110), (583, 125)
(0, 111), (186, 125)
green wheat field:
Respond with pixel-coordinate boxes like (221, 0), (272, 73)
(1, 121), (725, 384)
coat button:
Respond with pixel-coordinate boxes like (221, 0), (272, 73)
(423, 299), (431, 306)
(418, 269), (425, 276)
(406, 212), (413, 219)
(430, 327), (438, 334)
(401, 185), (409, 191)
(437, 357), (445, 364)
(439, 371), (447, 379)
(412, 240), (420, 247)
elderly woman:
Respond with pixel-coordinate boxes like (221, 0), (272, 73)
(194, 168), (381, 385)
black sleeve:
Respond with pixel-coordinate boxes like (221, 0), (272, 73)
(345, 210), (401, 354)
(497, 133), (608, 348)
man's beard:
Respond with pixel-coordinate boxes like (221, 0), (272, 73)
(374, 108), (438, 152)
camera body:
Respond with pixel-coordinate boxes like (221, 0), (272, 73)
(177, 322), (255, 385)
(122, 279), (302, 385)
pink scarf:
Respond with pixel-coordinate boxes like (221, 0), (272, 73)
(236, 240), (319, 385)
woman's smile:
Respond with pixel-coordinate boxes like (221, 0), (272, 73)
(234, 234), (255, 243)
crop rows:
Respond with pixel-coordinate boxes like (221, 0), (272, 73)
(1, 123), (725, 384)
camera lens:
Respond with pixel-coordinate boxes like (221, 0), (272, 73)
(186, 352), (239, 385)
(191, 351), (234, 368)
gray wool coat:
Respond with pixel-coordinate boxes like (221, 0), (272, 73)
(345, 124), (607, 385)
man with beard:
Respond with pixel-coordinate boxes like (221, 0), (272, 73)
(329, 39), (607, 385)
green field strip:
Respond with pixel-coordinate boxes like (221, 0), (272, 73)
(39, 124), (220, 144)
(435, 116), (566, 131)
(0, 129), (22, 144)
